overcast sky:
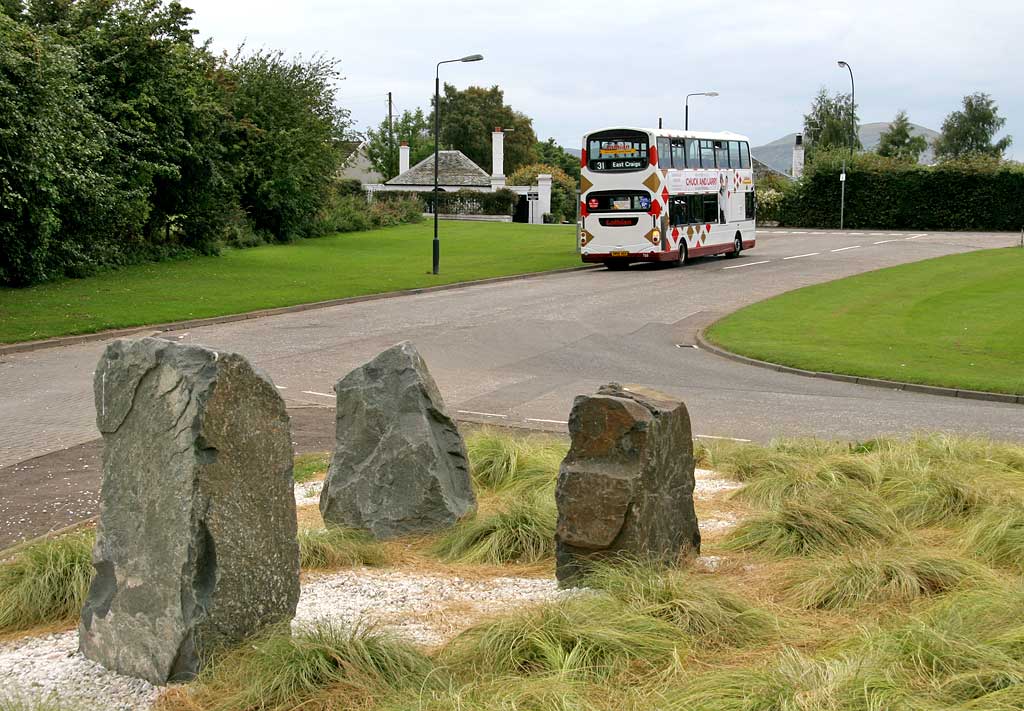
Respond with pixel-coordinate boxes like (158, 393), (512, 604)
(184, 0), (1023, 159)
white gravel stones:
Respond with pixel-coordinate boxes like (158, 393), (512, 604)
(0, 631), (158, 710)
(0, 570), (572, 710)
(694, 468), (742, 496)
(295, 569), (571, 646)
(295, 479), (324, 506)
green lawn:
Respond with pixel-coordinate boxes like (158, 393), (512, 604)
(0, 222), (578, 343)
(706, 247), (1024, 395)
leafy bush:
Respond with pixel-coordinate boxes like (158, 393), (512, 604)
(318, 194), (422, 234)
(509, 163), (577, 222)
(0, 531), (95, 632)
(779, 149), (1024, 230)
(336, 178), (364, 197)
(1, 8), (353, 286)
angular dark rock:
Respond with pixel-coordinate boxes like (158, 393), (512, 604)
(555, 383), (699, 585)
(319, 341), (475, 539)
(79, 338), (299, 684)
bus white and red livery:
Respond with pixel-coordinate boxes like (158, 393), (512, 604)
(578, 127), (756, 268)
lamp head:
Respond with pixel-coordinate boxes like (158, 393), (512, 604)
(705, 91), (719, 97)
(837, 60), (848, 68)
(461, 54), (484, 62)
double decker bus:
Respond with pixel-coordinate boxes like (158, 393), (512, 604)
(578, 127), (756, 269)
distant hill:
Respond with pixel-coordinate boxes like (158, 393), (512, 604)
(752, 122), (940, 175)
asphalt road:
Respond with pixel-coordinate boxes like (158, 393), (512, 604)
(1, 228), (1022, 472)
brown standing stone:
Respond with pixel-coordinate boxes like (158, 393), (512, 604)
(555, 383), (699, 585)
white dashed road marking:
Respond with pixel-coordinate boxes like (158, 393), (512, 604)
(831, 245), (861, 252)
(783, 252), (820, 260)
(722, 260), (771, 270)
(525, 418), (570, 425)
(695, 434), (753, 443)
(301, 390), (334, 399)
(874, 239), (898, 244)
(457, 410), (508, 419)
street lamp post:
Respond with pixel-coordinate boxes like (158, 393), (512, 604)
(837, 60), (855, 229)
(433, 54), (483, 275)
(684, 91), (719, 130)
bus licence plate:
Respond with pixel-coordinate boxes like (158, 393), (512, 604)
(611, 251), (629, 256)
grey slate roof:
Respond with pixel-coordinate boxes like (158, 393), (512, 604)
(386, 150), (491, 187)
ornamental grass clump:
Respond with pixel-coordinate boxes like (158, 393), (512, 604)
(723, 489), (903, 557)
(159, 621), (434, 711)
(298, 527), (387, 570)
(732, 454), (882, 509)
(704, 441), (804, 482)
(465, 430), (564, 493)
(582, 560), (780, 648)
(443, 594), (685, 680)
(433, 491), (556, 564)
(847, 583), (1024, 707)
(0, 531), (94, 633)
(960, 505), (1024, 573)
(784, 548), (991, 610)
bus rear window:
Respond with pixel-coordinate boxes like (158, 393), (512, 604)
(586, 191), (651, 212)
(587, 133), (649, 172)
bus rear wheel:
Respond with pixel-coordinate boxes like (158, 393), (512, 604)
(676, 244), (688, 267)
(727, 233), (742, 258)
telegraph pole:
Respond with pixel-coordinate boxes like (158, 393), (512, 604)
(387, 91), (394, 174)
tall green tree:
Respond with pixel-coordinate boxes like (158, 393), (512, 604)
(877, 111), (928, 163)
(434, 84), (537, 174)
(0, 12), (125, 284)
(225, 50), (352, 240)
(803, 88), (860, 160)
(933, 92), (1012, 161)
(365, 108), (433, 180)
(508, 163), (576, 223)
(534, 138), (580, 182)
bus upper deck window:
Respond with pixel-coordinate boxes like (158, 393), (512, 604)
(728, 141), (741, 168)
(715, 141), (730, 168)
(671, 139), (686, 169)
(700, 140), (715, 168)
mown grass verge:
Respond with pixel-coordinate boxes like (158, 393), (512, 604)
(0, 222), (578, 344)
(706, 247), (1024, 395)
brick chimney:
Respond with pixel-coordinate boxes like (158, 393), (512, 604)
(399, 141), (410, 175)
(491, 127), (505, 189)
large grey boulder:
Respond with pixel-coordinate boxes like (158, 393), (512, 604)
(79, 338), (299, 685)
(319, 341), (475, 538)
(555, 383), (699, 585)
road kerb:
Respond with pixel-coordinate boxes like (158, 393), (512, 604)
(695, 330), (1021, 406)
(0, 264), (600, 356)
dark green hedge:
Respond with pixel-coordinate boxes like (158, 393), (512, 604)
(779, 152), (1024, 231)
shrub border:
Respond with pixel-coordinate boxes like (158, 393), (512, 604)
(695, 330), (1022, 405)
